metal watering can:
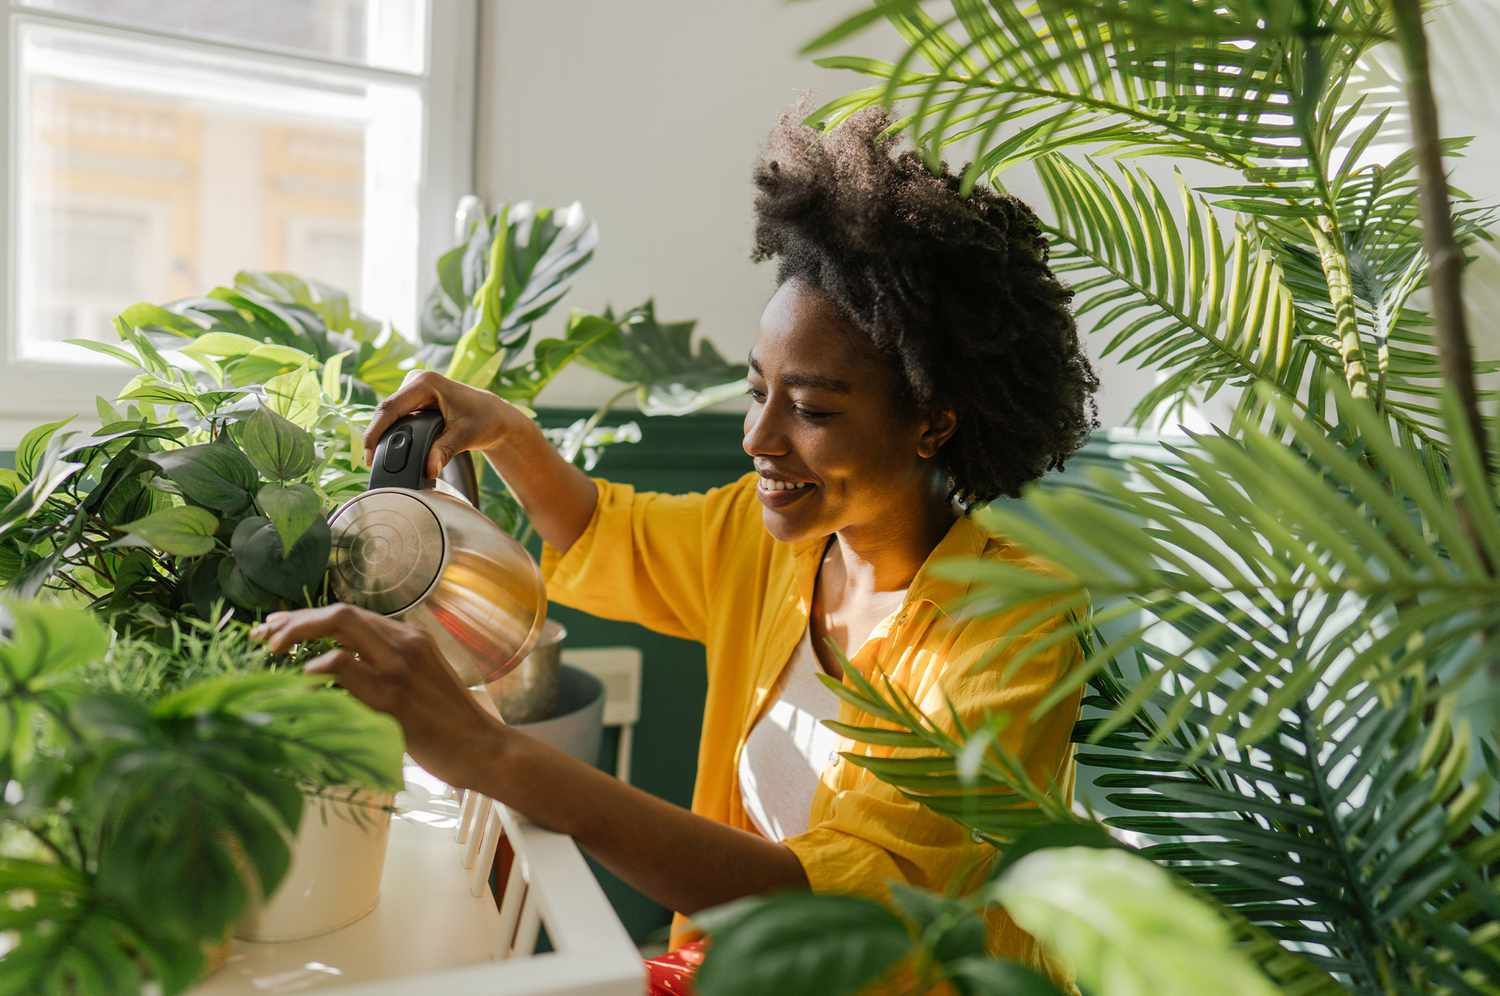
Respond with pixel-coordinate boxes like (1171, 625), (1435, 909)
(327, 411), (547, 687)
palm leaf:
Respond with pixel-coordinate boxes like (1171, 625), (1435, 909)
(935, 378), (1500, 756)
(1035, 155), (1304, 435)
(804, 0), (1386, 195)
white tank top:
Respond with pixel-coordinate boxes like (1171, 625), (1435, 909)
(737, 628), (845, 842)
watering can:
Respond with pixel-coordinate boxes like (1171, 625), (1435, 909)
(326, 411), (547, 687)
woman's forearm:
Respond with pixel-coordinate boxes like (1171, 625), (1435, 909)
(467, 723), (810, 916)
(481, 420), (599, 553)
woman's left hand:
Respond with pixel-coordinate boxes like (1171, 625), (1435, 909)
(250, 604), (503, 791)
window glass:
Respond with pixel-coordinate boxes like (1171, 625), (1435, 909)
(15, 23), (422, 361)
(18, 0), (427, 72)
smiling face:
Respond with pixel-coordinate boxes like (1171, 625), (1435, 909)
(743, 279), (956, 544)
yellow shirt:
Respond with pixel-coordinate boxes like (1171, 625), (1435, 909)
(540, 471), (1084, 984)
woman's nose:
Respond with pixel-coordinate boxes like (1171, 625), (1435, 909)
(742, 405), (787, 457)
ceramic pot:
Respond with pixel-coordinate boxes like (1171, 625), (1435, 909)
(234, 790), (393, 942)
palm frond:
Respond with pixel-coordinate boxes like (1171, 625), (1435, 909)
(1083, 627), (1500, 993)
(1036, 154), (1308, 435)
(937, 378), (1500, 756)
(805, 1), (1385, 197)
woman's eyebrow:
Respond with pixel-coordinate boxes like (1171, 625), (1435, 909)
(748, 355), (852, 393)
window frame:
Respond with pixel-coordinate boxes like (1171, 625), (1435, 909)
(0, 0), (477, 446)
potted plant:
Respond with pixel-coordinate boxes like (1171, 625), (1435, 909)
(690, 2), (1500, 994)
(0, 598), (404, 993)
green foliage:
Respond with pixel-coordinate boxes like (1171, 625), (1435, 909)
(991, 847), (1280, 996)
(0, 319), (358, 622)
(688, 3), (1500, 993)
(437, 201), (600, 388)
(695, 894), (917, 996)
(0, 600), (404, 996)
(576, 301), (749, 416)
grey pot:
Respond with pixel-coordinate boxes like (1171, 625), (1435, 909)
(507, 664), (605, 767)
(484, 619), (566, 723)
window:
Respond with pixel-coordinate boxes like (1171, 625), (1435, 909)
(1, 0), (476, 444)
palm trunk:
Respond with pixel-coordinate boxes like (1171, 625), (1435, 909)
(1389, 0), (1495, 577)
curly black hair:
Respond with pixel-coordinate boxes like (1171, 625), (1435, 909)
(750, 105), (1101, 505)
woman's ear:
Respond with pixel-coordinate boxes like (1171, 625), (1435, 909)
(916, 407), (958, 460)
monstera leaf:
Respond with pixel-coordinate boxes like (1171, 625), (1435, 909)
(433, 201), (599, 386)
(114, 272), (414, 403)
(575, 301), (748, 415)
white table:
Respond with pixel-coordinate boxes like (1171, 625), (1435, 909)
(197, 763), (644, 996)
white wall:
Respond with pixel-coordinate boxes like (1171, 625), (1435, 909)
(471, 0), (1160, 427)
(472, 0), (1499, 432)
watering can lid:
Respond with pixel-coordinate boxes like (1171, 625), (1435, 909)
(328, 489), (445, 615)
(328, 411), (452, 615)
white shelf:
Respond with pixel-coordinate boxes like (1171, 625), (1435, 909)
(195, 763), (643, 996)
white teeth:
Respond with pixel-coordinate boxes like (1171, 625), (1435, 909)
(759, 478), (810, 492)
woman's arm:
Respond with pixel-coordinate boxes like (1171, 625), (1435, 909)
(474, 722), (809, 915)
(364, 370), (599, 552)
(251, 604), (810, 916)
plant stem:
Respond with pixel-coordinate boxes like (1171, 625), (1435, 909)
(1308, 216), (1372, 401)
(1389, 0), (1496, 579)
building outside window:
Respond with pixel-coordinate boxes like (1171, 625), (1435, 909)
(0, 0), (476, 444)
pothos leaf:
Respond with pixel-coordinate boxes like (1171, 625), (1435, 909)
(115, 506), (220, 558)
(231, 515), (330, 603)
(148, 440), (259, 514)
(240, 405), (317, 482)
(256, 483), (323, 555)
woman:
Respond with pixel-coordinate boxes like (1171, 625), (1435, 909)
(252, 107), (1100, 991)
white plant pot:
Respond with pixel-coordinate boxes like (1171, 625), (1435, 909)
(234, 790), (394, 943)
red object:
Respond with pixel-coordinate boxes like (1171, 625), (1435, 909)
(644, 939), (708, 995)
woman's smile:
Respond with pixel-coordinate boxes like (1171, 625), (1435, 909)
(756, 474), (817, 508)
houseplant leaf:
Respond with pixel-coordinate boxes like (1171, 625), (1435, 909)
(574, 301), (748, 415)
(114, 506), (220, 558)
(240, 405), (317, 482)
(256, 484), (322, 556)
(231, 515), (330, 603)
(440, 201), (599, 387)
(148, 440), (259, 514)
(992, 846), (1279, 996)
(696, 893), (912, 996)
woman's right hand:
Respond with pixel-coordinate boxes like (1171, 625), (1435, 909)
(364, 370), (529, 477)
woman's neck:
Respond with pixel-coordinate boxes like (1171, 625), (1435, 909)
(827, 481), (958, 596)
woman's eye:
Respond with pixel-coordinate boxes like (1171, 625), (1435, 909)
(795, 406), (834, 421)
(746, 387), (766, 403)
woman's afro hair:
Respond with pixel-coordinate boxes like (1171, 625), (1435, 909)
(750, 105), (1101, 505)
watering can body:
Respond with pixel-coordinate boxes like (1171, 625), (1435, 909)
(327, 411), (546, 687)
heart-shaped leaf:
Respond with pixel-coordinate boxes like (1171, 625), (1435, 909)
(116, 506), (220, 557)
(217, 556), (279, 611)
(148, 440), (260, 513)
(231, 515), (330, 602)
(256, 483), (323, 555)
(263, 366), (321, 429)
(240, 406), (316, 482)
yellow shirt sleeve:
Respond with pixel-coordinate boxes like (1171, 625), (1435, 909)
(539, 477), (713, 643)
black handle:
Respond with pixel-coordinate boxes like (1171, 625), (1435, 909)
(369, 411), (446, 492)
(368, 411), (482, 505)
